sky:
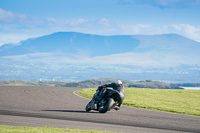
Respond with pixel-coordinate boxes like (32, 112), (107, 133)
(0, 0), (200, 46)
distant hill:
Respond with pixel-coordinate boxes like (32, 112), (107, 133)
(0, 79), (195, 89)
(61, 79), (182, 89)
(0, 32), (200, 82)
(1, 79), (200, 89)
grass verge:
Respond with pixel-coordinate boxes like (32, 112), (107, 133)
(0, 125), (117, 133)
(77, 88), (200, 116)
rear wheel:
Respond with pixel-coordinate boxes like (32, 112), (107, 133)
(98, 98), (114, 113)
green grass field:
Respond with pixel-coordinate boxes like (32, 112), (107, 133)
(77, 88), (200, 116)
(0, 125), (117, 133)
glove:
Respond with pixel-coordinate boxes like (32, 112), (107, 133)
(101, 85), (107, 88)
(98, 86), (103, 90)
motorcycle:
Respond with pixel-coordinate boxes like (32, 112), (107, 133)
(85, 87), (121, 113)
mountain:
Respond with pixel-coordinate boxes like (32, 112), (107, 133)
(96, 33), (200, 67)
(0, 32), (200, 82)
(0, 32), (139, 57)
(1, 32), (200, 66)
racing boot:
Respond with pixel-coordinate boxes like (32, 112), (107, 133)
(113, 106), (120, 110)
(112, 102), (120, 110)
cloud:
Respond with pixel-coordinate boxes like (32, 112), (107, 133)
(62, 18), (117, 35)
(69, 18), (88, 26)
(46, 51), (199, 67)
(119, 24), (152, 34)
(0, 8), (26, 22)
(46, 18), (56, 24)
(118, 24), (200, 42)
(0, 33), (32, 45)
(119, 0), (200, 8)
(98, 18), (110, 26)
(171, 24), (200, 42)
(40, 19), (200, 42)
(0, 16), (117, 45)
(0, 8), (200, 46)
(152, 0), (200, 8)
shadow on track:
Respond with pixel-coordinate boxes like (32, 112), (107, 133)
(43, 110), (98, 113)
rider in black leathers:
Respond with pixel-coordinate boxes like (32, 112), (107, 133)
(97, 80), (125, 110)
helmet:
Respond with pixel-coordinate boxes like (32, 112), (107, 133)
(115, 80), (122, 85)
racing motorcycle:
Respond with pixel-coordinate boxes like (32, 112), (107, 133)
(85, 87), (121, 113)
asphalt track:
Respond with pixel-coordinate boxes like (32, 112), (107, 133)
(0, 86), (199, 133)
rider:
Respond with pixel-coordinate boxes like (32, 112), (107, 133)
(97, 80), (125, 110)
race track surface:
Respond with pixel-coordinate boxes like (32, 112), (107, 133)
(0, 86), (199, 133)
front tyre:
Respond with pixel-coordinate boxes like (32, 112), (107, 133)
(98, 98), (114, 113)
(85, 101), (92, 112)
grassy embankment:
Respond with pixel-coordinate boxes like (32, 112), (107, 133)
(77, 88), (200, 116)
(0, 125), (117, 133)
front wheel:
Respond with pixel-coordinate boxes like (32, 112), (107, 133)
(98, 98), (114, 113)
(85, 101), (92, 112)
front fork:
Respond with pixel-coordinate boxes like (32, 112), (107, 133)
(94, 88), (107, 110)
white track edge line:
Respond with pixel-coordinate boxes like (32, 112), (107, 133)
(73, 90), (91, 100)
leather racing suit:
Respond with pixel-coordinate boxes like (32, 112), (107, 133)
(98, 82), (125, 108)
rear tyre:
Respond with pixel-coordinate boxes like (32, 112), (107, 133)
(98, 98), (114, 113)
